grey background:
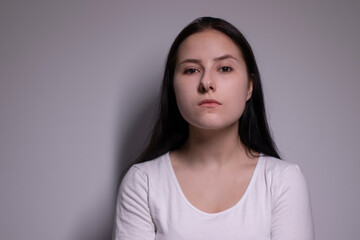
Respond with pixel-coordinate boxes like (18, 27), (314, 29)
(1, 0), (359, 239)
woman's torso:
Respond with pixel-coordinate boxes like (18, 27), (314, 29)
(134, 152), (292, 240)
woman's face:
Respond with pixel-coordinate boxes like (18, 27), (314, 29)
(173, 29), (253, 130)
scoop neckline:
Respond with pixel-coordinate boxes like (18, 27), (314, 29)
(165, 152), (262, 216)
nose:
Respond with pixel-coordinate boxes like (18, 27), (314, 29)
(199, 70), (216, 93)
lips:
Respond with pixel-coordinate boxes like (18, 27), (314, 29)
(198, 99), (222, 106)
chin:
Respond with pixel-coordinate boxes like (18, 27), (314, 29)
(182, 112), (241, 131)
(189, 119), (239, 131)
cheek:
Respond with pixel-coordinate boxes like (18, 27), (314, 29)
(224, 79), (250, 100)
(173, 79), (192, 112)
(223, 81), (250, 115)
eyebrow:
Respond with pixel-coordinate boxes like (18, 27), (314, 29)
(214, 54), (239, 62)
(178, 54), (240, 65)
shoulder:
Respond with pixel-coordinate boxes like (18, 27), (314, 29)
(121, 152), (170, 190)
(261, 155), (297, 171)
(261, 155), (304, 180)
(260, 155), (310, 198)
(132, 152), (169, 176)
(261, 156), (314, 239)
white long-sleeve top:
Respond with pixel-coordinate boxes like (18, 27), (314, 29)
(114, 152), (314, 240)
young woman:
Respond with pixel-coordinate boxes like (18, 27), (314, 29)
(114, 17), (314, 240)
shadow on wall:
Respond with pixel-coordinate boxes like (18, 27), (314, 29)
(116, 94), (158, 187)
(74, 91), (158, 240)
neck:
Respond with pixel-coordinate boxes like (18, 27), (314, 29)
(180, 123), (249, 168)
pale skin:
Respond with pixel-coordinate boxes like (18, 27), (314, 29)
(170, 29), (259, 214)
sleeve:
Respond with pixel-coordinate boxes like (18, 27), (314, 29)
(113, 166), (156, 240)
(271, 164), (315, 240)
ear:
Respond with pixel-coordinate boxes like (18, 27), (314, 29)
(246, 76), (254, 101)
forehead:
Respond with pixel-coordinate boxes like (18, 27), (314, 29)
(176, 29), (243, 61)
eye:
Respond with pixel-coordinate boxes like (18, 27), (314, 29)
(219, 66), (233, 72)
(183, 68), (199, 74)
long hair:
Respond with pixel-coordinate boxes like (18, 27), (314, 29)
(137, 17), (280, 163)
